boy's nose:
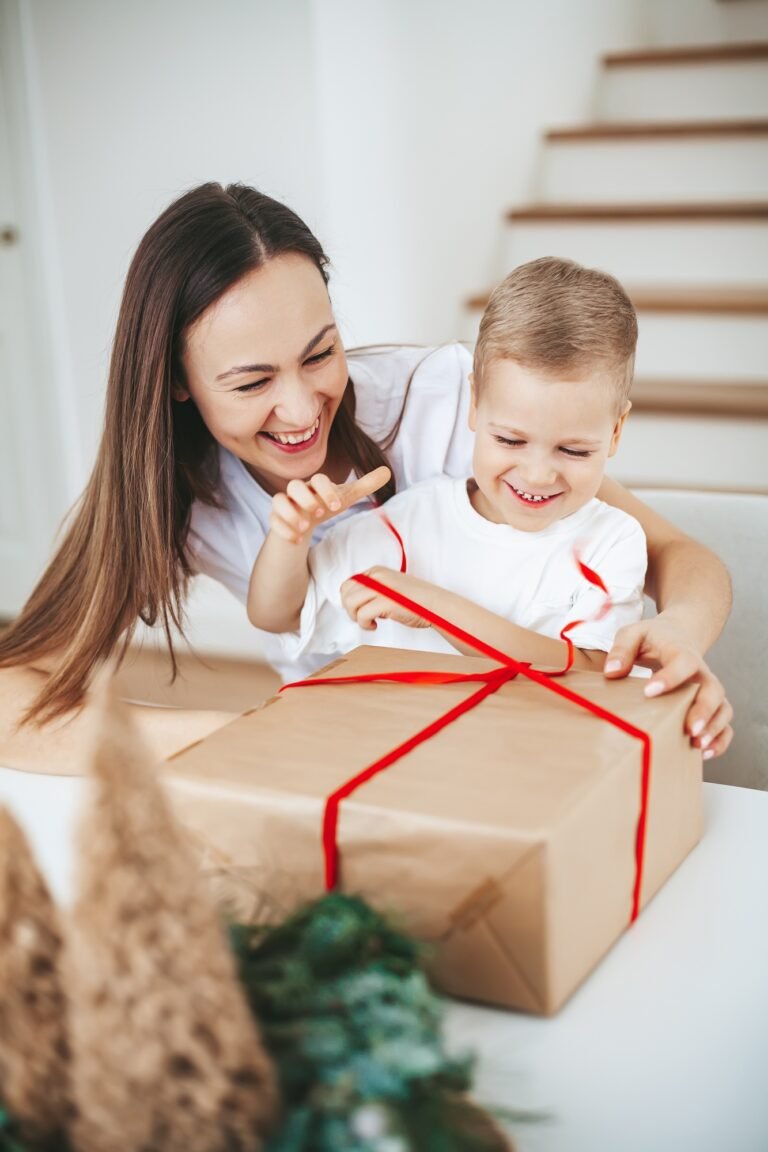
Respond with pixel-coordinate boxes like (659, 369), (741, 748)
(520, 463), (558, 489)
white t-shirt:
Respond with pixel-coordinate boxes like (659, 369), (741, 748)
(270, 475), (647, 666)
(187, 344), (474, 676)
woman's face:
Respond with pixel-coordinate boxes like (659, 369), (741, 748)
(178, 253), (349, 493)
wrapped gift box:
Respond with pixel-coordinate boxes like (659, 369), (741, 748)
(165, 645), (702, 1015)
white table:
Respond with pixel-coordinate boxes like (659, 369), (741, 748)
(1, 771), (766, 1152)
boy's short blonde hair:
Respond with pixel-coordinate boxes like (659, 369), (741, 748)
(474, 257), (638, 413)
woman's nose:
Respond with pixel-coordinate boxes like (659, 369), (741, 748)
(273, 375), (320, 429)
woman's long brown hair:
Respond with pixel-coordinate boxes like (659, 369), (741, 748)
(0, 183), (396, 724)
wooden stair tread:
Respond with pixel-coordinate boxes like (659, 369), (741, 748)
(506, 202), (768, 222)
(603, 42), (768, 68)
(547, 120), (768, 141)
(630, 286), (768, 314)
(467, 286), (768, 314)
(631, 379), (768, 417)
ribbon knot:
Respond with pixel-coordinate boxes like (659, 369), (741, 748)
(280, 512), (651, 920)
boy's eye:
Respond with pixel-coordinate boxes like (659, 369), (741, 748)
(495, 436), (525, 447)
(305, 344), (335, 366)
(560, 447), (592, 458)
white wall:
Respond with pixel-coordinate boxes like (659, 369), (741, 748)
(311, 0), (646, 347)
(647, 0), (768, 45)
(20, 0), (645, 507)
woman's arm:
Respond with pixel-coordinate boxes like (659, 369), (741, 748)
(597, 476), (732, 649)
(597, 476), (733, 758)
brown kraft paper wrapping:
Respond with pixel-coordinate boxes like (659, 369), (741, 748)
(164, 645), (703, 1015)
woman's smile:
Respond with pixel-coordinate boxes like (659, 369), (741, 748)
(260, 413), (322, 452)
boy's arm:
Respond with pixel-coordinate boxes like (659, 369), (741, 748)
(247, 466), (392, 635)
(247, 532), (311, 633)
(341, 568), (605, 671)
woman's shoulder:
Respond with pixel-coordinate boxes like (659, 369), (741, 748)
(349, 343), (472, 434)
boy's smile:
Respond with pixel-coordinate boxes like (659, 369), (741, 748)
(468, 359), (629, 533)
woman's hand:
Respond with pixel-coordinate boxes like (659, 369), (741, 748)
(604, 614), (733, 760)
(269, 466), (391, 544)
(340, 567), (430, 631)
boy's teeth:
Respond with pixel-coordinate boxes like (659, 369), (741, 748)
(515, 487), (550, 503)
(266, 417), (320, 445)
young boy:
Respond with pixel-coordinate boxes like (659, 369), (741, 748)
(247, 257), (647, 672)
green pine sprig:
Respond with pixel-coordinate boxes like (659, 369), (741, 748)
(231, 893), (511, 1152)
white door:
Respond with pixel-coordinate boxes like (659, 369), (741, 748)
(0, 5), (61, 618)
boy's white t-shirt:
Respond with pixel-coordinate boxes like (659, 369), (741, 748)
(187, 344), (475, 676)
(271, 475), (648, 665)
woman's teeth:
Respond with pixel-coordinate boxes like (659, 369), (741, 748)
(263, 416), (320, 445)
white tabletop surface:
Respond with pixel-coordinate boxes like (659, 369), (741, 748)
(1, 770), (766, 1152)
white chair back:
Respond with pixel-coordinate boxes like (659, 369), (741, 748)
(636, 489), (768, 790)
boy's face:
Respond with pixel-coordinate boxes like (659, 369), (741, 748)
(469, 359), (628, 532)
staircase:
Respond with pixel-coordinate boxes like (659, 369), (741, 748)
(464, 41), (768, 494)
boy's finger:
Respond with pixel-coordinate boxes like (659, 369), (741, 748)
(339, 466), (392, 508)
(356, 599), (384, 630)
(308, 473), (342, 514)
(285, 478), (322, 516)
(272, 493), (310, 534)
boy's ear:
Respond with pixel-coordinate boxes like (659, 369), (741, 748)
(608, 402), (631, 457)
(468, 373), (477, 431)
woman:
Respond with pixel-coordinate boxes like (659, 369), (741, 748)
(0, 182), (733, 757)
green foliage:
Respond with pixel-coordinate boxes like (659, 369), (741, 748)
(231, 893), (510, 1152)
(0, 1110), (69, 1152)
(1, 895), (510, 1151)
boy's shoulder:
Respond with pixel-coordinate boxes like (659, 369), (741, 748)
(576, 499), (647, 560)
(381, 473), (460, 512)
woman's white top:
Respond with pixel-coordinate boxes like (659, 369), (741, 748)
(187, 344), (475, 677)
(270, 475), (648, 664)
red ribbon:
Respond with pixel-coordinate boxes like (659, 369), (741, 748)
(281, 518), (652, 923)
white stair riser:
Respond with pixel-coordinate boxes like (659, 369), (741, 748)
(540, 137), (768, 203)
(597, 62), (768, 123)
(636, 314), (768, 380)
(608, 413), (768, 491)
(502, 222), (768, 285)
(461, 309), (768, 381)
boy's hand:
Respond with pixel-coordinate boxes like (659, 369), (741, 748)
(341, 567), (431, 631)
(270, 466), (391, 544)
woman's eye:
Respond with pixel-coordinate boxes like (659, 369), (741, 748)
(235, 378), (270, 394)
(495, 436), (525, 447)
(305, 344), (335, 366)
(560, 447), (591, 458)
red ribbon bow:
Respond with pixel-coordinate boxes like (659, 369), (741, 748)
(282, 512), (651, 924)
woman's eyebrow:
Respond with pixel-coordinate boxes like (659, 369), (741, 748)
(215, 323), (337, 381)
